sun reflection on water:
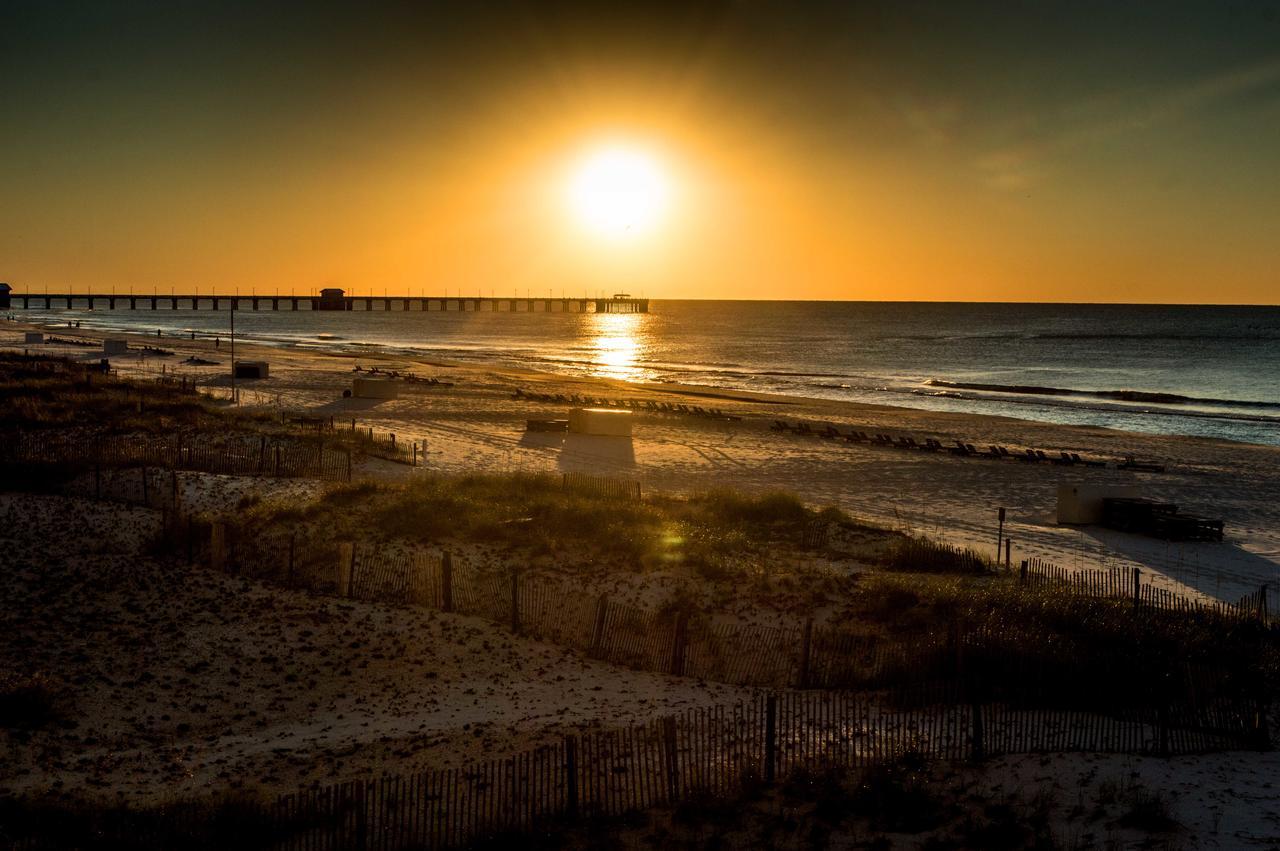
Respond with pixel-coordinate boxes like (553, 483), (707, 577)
(586, 312), (649, 382)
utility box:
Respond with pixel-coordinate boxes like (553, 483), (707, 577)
(568, 407), (632, 437)
(1057, 484), (1140, 525)
(234, 361), (270, 379)
(103, 339), (129, 355)
(353, 377), (399, 399)
(24, 332), (44, 344)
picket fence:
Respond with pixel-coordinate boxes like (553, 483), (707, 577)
(560, 472), (641, 501)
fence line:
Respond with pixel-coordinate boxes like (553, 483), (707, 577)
(561, 472), (641, 501)
(1, 430), (354, 483)
(137, 682), (1271, 850)
(1021, 556), (1271, 625)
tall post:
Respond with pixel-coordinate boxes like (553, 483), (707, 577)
(590, 594), (609, 657)
(1132, 567), (1141, 609)
(764, 695), (778, 784)
(564, 736), (579, 817)
(510, 569), (520, 635)
(441, 551), (454, 613)
(995, 507), (1005, 562)
(1020, 559), (1028, 584)
(670, 612), (689, 677)
(798, 618), (814, 690)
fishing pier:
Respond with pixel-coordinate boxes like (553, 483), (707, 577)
(2, 287), (648, 314)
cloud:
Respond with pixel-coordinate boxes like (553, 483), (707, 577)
(976, 57), (1280, 190)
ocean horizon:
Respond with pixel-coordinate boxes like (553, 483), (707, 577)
(15, 299), (1280, 446)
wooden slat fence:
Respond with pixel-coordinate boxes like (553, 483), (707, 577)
(1022, 556), (1272, 625)
(1, 429), (353, 482)
(561, 472), (641, 501)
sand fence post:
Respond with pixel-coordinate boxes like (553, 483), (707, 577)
(336, 542), (355, 597)
(210, 522), (226, 573)
(1019, 559), (1028, 584)
(662, 716), (681, 801)
(995, 506), (1005, 561)
(510, 568), (521, 635)
(798, 618), (814, 689)
(670, 612), (689, 677)
(441, 551), (454, 613)
(1132, 568), (1142, 609)
(564, 736), (579, 818)
(590, 595), (609, 657)
(764, 695), (777, 784)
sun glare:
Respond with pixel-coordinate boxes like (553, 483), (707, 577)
(568, 147), (669, 238)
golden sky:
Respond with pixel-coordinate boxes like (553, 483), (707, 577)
(2, 2), (1278, 303)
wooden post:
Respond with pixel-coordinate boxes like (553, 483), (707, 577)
(590, 595), (609, 657)
(412, 442), (418, 467)
(564, 736), (579, 818)
(1020, 559), (1028, 584)
(996, 507), (1005, 562)
(1132, 567), (1141, 608)
(663, 716), (680, 802)
(210, 522), (226, 573)
(510, 569), (520, 635)
(441, 551), (454, 613)
(764, 695), (777, 784)
(971, 701), (985, 762)
(348, 545), (358, 598)
(336, 542), (354, 597)
(1260, 584), (1269, 622)
(258, 435), (267, 473)
(670, 612), (689, 677)
(798, 618), (814, 689)
(354, 781), (368, 851)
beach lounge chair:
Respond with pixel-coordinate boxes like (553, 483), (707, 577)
(795, 422), (815, 436)
(1021, 449), (1040, 463)
(950, 440), (971, 456)
(1071, 452), (1107, 468)
(771, 420), (790, 432)
(821, 425), (841, 439)
(1117, 455), (1166, 473)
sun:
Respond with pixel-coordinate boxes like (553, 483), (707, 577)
(568, 146), (669, 238)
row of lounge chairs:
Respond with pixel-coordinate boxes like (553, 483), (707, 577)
(513, 387), (741, 421)
(769, 420), (1111, 467)
(352, 365), (454, 386)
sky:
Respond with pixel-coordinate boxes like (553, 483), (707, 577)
(2, 1), (1279, 303)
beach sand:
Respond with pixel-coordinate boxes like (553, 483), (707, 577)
(6, 319), (1275, 604)
(4, 318), (1280, 840)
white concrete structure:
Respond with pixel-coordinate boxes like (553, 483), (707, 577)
(353, 377), (399, 399)
(568, 407), (632, 437)
(1056, 483), (1140, 525)
(103, 339), (129, 355)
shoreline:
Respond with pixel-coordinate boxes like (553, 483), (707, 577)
(10, 307), (1279, 447)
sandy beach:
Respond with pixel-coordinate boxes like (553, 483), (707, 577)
(4, 318), (1280, 847)
(7, 318), (1276, 605)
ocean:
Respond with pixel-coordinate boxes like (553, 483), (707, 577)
(16, 300), (1280, 446)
